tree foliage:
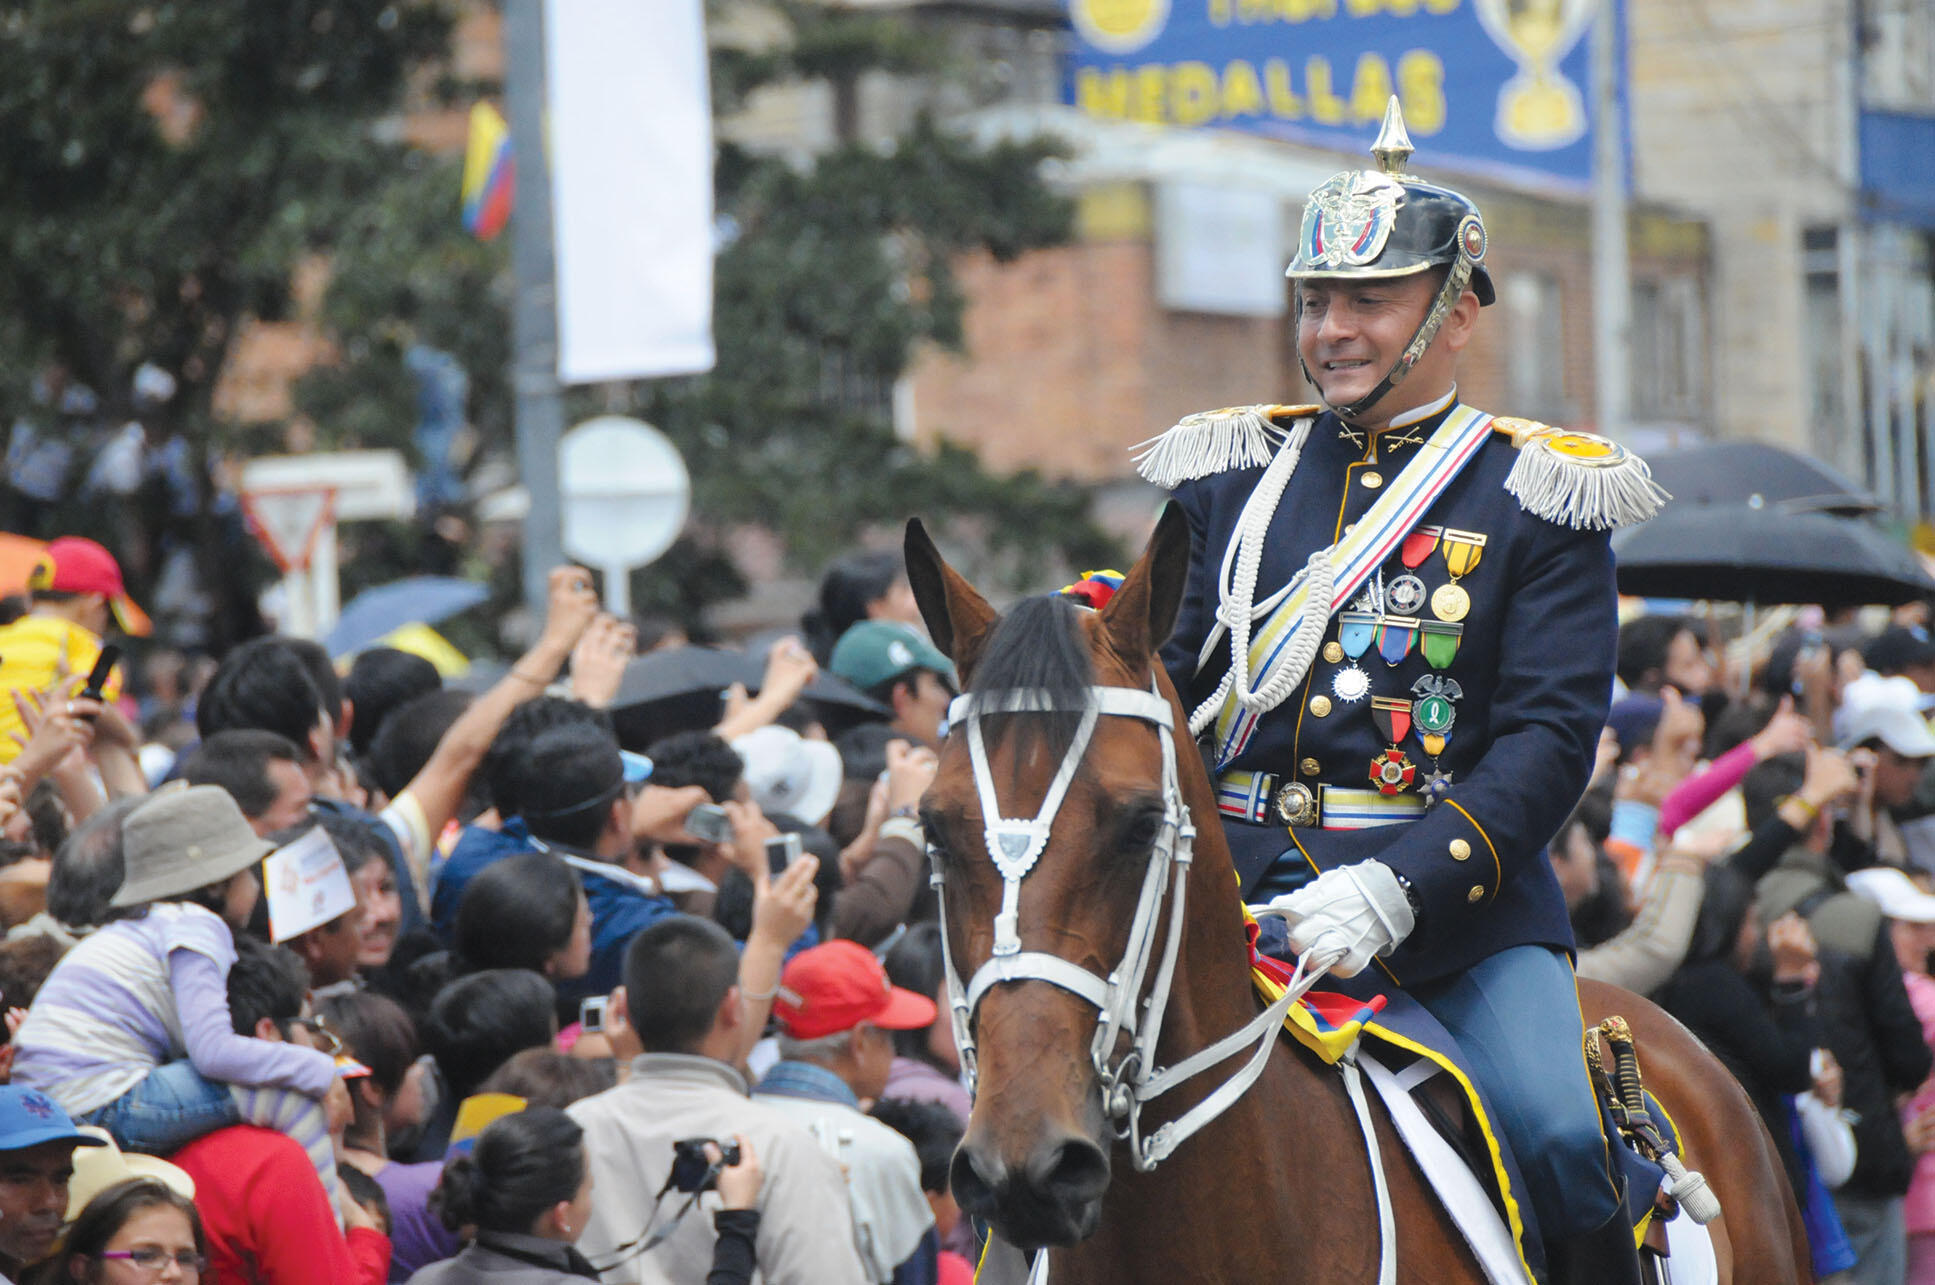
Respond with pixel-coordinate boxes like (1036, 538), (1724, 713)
(0, 0), (1116, 642)
(0, 0), (449, 416)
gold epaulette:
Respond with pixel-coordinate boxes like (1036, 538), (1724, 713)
(1492, 417), (1670, 531)
(1130, 404), (1321, 488)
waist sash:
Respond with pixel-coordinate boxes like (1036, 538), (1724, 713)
(1213, 404), (1495, 765)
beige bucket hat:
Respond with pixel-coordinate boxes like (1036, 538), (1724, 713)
(110, 784), (274, 908)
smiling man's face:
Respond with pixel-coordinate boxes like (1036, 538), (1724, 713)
(1295, 270), (1475, 424)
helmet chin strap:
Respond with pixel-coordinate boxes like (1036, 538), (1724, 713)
(1299, 256), (1475, 426)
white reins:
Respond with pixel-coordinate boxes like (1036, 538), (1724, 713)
(932, 684), (1324, 1172)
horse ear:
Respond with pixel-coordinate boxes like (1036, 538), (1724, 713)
(904, 517), (998, 678)
(1099, 502), (1192, 661)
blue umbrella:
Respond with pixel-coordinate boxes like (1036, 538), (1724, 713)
(325, 576), (491, 659)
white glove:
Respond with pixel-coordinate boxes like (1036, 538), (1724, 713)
(1266, 860), (1415, 978)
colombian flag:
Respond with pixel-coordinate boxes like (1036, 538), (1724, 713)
(461, 102), (514, 240)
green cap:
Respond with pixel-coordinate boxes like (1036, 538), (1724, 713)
(829, 621), (956, 692)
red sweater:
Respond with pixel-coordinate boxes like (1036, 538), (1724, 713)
(171, 1126), (390, 1285)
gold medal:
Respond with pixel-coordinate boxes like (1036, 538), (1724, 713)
(1431, 582), (1471, 622)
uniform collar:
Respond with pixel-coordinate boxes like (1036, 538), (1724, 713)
(1382, 386), (1457, 429)
(1337, 386), (1459, 459)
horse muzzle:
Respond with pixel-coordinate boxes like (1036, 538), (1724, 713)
(952, 1128), (1113, 1250)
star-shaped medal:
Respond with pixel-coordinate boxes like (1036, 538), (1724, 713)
(1420, 768), (1454, 807)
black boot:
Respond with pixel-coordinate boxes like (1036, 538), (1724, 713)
(1544, 1206), (1646, 1285)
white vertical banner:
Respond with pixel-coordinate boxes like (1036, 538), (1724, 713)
(544, 0), (715, 383)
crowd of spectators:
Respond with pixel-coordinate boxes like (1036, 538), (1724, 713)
(1564, 607), (1935, 1285)
(0, 535), (969, 1285)
(26, 522), (1935, 1285)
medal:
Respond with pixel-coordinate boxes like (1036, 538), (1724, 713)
(1332, 666), (1371, 702)
(1420, 768), (1454, 807)
(1421, 619), (1463, 669)
(1410, 674), (1461, 794)
(1430, 582), (1470, 623)
(1338, 610), (1378, 661)
(1387, 573), (1427, 615)
(1410, 674), (1462, 736)
(1431, 529), (1486, 623)
(1368, 748), (1416, 796)
(1376, 615), (1419, 666)
(1441, 529), (1486, 576)
(1400, 525), (1443, 569)
(1370, 695), (1412, 745)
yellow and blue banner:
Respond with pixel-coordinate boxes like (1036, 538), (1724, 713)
(461, 102), (515, 241)
(1066, 0), (1622, 189)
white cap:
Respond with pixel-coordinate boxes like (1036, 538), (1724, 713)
(733, 726), (844, 827)
(1839, 701), (1935, 759)
(1847, 867), (1935, 924)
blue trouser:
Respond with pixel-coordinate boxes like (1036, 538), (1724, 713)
(1408, 944), (1619, 1250)
(82, 1060), (240, 1155)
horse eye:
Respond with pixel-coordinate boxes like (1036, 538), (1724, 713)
(1119, 809), (1164, 855)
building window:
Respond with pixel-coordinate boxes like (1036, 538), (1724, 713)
(1503, 272), (1566, 421)
(1631, 275), (1706, 422)
(1800, 225), (1853, 474)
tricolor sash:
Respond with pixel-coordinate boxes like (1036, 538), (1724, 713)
(1211, 404), (1495, 766)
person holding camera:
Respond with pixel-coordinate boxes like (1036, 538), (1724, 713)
(568, 917), (867, 1284)
(409, 1106), (767, 1284)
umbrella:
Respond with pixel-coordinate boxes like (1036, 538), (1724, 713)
(1645, 442), (1881, 516)
(607, 646), (889, 750)
(1612, 506), (1935, 606)
(611, 647), (754, 709)
(324, 576), (491, 659)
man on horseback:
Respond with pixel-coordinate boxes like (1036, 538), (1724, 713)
(1145, 99), (1667, 1285)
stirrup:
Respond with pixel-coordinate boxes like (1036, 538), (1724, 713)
(1583, 1017), (1720, 1226)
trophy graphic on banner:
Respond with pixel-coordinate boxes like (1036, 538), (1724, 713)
(1473, 0), (1595, 150)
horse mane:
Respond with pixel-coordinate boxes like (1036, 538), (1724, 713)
(965, 593), (1094, 755)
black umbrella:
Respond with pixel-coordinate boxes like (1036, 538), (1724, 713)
(1645, 442), (1881, 516)
(1612, 506), (1935, 605)
(607, 646), (888, 750)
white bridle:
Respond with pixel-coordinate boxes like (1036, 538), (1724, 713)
(932, 683), (1321, 1172)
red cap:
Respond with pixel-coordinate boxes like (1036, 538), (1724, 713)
(27, 538), (151, 637)
(773, 940), (938, 1040)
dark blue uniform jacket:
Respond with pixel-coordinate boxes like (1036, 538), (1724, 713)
(1159, 401), (1617, 988)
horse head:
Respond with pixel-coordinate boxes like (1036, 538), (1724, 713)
(904, 505), (1199, 1251)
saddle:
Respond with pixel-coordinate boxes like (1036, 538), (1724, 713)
(1247, 931), (1718, 1284)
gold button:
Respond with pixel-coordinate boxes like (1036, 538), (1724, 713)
(1361, 471), (1384, 489)
(1300, 758), (1321, 777)
(1309, 695), (1332, 717)
(1467, 885), (1484, 904)
(1323, 642), (1345, 664)
(1449, 839), (1471, 861)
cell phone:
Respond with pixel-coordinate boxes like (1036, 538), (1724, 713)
(766, 832), (802, 876)
(78, 645), (121, 715)
(685, 803), (733, 845)
(579, 995), (608, 1035)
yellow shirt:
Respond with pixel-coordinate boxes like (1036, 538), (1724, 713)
(0, 614), (123, 764)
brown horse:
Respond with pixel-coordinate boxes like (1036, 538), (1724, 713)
(905, 505), (1811, 1285)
